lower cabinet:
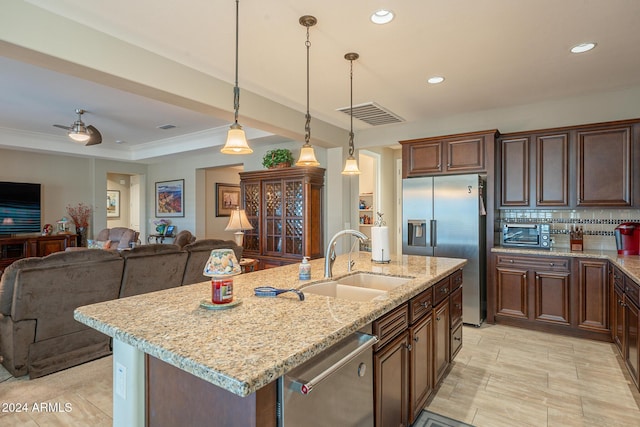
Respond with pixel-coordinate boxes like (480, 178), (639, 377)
(374, 269), (462, 427)
(494, 253), (611, 340)
(374, 331), (410, 427)
(433, 297), (450, 386)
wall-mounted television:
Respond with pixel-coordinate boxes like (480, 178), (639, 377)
(0, 181), (42, 236)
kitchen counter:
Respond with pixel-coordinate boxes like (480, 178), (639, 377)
(492, 246), (640, 283)
(74, 252), (466, 398)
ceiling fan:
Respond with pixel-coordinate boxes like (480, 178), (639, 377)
(53, 108), (102, 146)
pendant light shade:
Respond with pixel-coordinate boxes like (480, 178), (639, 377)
(221, 0), (253, 155)
(295, 15), (320, 167)
(342, 52), (361, 175)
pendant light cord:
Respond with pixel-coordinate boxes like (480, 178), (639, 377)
(233, 0), (240, 125)
(304, 24), (311, 144)
(348, 58), (355, 157)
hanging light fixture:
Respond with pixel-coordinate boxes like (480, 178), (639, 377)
(295, 15), (320, 167)
(342, 52), (361, 175)
(221, 0), (253, 154)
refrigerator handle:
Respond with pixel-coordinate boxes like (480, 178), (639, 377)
(430, 219), (437, 248)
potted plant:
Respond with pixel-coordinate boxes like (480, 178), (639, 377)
(262, 148), (294, 169)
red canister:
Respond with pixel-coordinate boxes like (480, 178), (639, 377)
(211, 277), (234, 304)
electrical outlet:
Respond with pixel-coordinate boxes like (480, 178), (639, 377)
(116, 362), (126, 399)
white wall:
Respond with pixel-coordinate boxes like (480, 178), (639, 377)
(106, 173), (130, 229)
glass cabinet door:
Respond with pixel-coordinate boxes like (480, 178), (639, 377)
(284, 180), (304, 256)
(264, 180), (283, 256)
(242, 181), (261, 252)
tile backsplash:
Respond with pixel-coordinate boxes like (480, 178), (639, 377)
(498, 209), (640, 251)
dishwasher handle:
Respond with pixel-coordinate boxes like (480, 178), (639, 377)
(291, 333), (378, 395)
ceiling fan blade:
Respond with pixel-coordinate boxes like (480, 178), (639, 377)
(53, 124), (72, 130)
(85, 125), (102, 146)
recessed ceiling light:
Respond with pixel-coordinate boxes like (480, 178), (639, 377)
(570, 42), (596, 54)
(371, 9), (394, 25)
(427, 76), (445, 84)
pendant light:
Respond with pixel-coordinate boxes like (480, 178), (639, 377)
(221, 0), (253, 154)
(342, 52), (361, 175)
(295, 15), (320, 167)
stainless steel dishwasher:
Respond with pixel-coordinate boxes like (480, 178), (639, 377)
(277, 328), (378, 426)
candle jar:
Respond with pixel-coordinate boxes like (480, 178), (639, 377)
(212, 277), (234, 304)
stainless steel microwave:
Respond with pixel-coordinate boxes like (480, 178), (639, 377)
(502, 223), (551, 249)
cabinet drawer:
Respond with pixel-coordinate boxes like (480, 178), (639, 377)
(374, 304), (409, 350)
(409, 288), (433, 324)
(450, 323), (463, 360)
(433, 277), (451, 305)
(626, 278), (640, 308)
(450, 269), (463, 290)
(496, 255), (570, 271)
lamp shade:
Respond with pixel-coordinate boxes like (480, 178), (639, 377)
(203, 248), (241, 277)
(221, 124), (253, 154)
(225, 207), (253, 231)
(342, 155), (361, 175)
(296, 143), (320, 166)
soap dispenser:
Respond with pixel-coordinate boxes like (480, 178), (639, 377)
(299, 256), (311, 280)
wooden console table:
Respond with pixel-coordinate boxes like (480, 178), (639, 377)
(0, 234), (77, 272)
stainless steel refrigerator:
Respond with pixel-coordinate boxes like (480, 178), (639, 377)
(402, 174), (486, 326)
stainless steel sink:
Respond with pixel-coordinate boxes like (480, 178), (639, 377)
(300, 273), (413, 301)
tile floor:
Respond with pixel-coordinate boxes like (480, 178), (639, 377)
(0, 324), (639, 426)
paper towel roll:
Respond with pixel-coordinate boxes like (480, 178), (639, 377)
(371, 226), (390, 262)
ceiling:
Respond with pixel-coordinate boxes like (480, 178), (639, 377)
(2, 0), (640, 161)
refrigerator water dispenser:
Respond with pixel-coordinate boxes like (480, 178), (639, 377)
(407, 220), (427, 247)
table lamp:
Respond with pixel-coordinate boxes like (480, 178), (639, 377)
(225, 207), (253, 246)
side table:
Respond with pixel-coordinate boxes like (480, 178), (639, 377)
(239, 258), (258, 273)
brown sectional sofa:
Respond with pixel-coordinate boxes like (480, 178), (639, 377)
(0, 239), (241, 379)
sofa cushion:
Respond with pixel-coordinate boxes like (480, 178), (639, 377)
(119, 244), (188, 297)
(87, 239), (112, 249)
(0, 250), (120, 315)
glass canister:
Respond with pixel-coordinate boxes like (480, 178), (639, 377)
(211, 277), (234, 304)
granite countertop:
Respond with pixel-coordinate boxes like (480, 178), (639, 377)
(492, 246), (640, 283)
(74, 253), (466, 397)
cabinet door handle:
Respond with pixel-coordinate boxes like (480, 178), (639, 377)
(436, 316), (441, 321)
(509, 259), (514, 263)
(549, 262), (555, 266)
(405, 343), (412, 351)
(414, 336), (419, 343)
(454, 336), (462, 341)
(441, 287), (448, 294)
(455, 303), (462, 309)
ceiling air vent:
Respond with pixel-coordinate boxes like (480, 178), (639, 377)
(337, 102), (404, 126)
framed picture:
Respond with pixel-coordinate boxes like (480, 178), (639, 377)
(216, 183), (240, 217)
(155, 179), (185, 217)
(107, 190), (120, 218)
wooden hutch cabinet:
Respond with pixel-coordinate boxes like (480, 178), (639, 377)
(239, 167), (324, 270)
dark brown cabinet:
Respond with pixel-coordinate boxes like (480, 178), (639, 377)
(624, 277), (640, 387)
(575, 258), (609, 333)
(498, 119), (640, 208)
(433, 297), (450, 385)
(537, 133), (569, 206)
(577, 126), (632, 206)
(0, 234), (76, 272)
(400, 130), (497, 178)
(240, 167), (324, 269)
(408, 314), (433, 424)
(495, 254), (571, 328)
(499, 137), (529, 206)
(374, 270), (462, 427)
(498, 131), (569, 208)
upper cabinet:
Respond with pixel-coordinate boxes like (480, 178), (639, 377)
(400, 130), (498, 178)
(577, 126), (631, 206)
(498, 119), (640, 208)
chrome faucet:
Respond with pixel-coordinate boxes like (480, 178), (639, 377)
(324, 229), (369, 279)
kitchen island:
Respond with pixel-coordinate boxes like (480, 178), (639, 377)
(74, 252), (466, 426)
